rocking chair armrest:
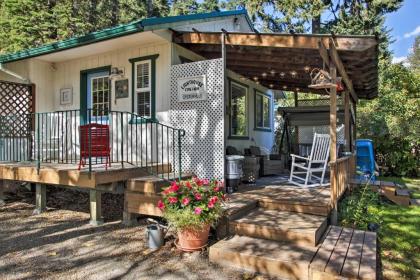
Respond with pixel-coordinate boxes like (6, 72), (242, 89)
(290, 154), (309, 161)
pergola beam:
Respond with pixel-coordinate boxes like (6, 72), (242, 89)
(174, 32), (377, 52)
(318, 39), (359, 103)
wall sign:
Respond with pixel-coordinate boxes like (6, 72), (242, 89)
(115, 79), (129, 99)
(177, 75), (207, 102)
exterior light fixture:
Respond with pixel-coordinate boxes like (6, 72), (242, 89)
(262, 72), (267, 78)
(253, 76), (258, 81)
(279, 72), (285, 78)
(270, 69), (276, 75)
(290, 70), (297, 78)
(282, 85), (287, 90)
(269, 84), (274, 88)
(295, 87), (300, 92)
(304, 66), (311, 73)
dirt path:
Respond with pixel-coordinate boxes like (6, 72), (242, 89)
(0, 188), (263, 280)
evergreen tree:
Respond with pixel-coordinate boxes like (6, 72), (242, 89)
(408, 36), (420, 71)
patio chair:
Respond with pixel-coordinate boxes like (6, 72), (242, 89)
(78, 123), (111, 170)
(289, 133), (331, 187)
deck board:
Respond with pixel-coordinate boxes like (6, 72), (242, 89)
(310, 226), (377, 280)
(0, 162), (169, 188)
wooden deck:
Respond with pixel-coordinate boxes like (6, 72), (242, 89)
(310, 226), (377, 280)
(230, 175), (331, 216)
(0, 162), (171, 189)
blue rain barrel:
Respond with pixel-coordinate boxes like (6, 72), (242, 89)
(356, 139), (376, 181)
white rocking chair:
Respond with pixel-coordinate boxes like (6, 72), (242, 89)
(289, 133), (331, 187)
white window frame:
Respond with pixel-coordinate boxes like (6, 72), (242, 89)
(90, 75), (110, 118)
(134, 60), (152, 117)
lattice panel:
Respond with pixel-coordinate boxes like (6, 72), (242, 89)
(0, 81), (33, 137)
(170, 59), (225, 179)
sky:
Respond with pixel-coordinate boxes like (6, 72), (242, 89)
(385, 0), (420, 63)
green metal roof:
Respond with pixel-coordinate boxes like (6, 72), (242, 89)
(0, 9), (251, 64)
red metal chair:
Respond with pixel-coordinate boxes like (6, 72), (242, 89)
(78, 123), (111, 170)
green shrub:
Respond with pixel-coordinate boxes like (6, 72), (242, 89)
(339, 184), (380, 229)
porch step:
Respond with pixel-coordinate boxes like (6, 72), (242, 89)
(126, 172), (193, 194)
(381, 186), (411, 206)
(229, 208), (328, 246)
(216, 197), (258, 239)
(257, 197), (330, 216)
(209, 235), (318, 280)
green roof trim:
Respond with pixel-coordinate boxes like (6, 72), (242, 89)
(0, 9), (252, 64)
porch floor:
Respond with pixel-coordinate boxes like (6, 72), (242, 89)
(0, 162), (171, 189)
(227, 175), (331, 216)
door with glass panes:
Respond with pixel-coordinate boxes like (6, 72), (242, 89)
(87, 71), (110, 122)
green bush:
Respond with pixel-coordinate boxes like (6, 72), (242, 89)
(357, 62), (420, 177)
(339, 184), (380, 229)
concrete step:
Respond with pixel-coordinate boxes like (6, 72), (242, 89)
(126, 172), (193, 194)
(209, 235), (317, 280)
(229, 208), (328, 246)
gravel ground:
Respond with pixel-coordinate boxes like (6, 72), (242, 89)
(0, 187), (266, 280)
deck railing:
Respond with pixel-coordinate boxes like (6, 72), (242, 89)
(0, 109), (185, 181)
(329, 154), (356, 208)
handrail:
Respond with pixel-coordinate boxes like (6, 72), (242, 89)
(0, 109), (185, 181)
(329, 154), (356, 208)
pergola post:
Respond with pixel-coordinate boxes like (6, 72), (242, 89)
(329, 61), (338, 225)
(344, 90), (351, 152)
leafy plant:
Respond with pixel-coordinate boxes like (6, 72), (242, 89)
(158, 178), (226, 231)
(339, 181), (380, 229)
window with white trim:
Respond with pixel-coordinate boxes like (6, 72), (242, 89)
(135, 60), (151, 117)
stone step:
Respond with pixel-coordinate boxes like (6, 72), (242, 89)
(229, 208), (328, 246)
(126, 172), (193, 194)
(395, 189), (410, 197)
(209, 235), (318, 280)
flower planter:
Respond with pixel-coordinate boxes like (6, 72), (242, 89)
(177, 224), (210, 251)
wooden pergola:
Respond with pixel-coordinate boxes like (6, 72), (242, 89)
(173, 31), (379, 223)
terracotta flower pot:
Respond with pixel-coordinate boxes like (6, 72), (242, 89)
(177, 224), (210, 251)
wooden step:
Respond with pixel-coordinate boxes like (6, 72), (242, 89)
(382, 186), (411, 206)
(209, 235), (318, 280)
(258, 197), (330, 216)
(216, 197), (258, 239)
(126, 172), (193, 194)
(229, 208), (328, 246)
(310, 226), (377, 280)
(125, 192), (162, 217)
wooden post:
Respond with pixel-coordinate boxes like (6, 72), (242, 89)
(353, 101), (357, 152)
(329, 61), (338, 225)
(33, 183), (46, 215)
(0, 180), (5, 206)
(89, 190), (103, 226)
(122, 192), (137, 226)
(344, 90), (351, 152)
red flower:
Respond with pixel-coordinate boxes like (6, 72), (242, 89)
(213, 186), (221, 192)
(208, 201), (214, 208)
(202, 179), (210, 185)
(163, 188), (172, 195)
(157, 200), (165, 210)
(170, 181), (180, 192)
(221, 194), (227, 201)
(194, 193), (202, 201)
(168, 197), (178, 204)
(210, 196), (218, 204)
(185, 181), (192, 189)
(194, 207), (202, 215)
(194, 177), (203, 186)
(182, 197), (190, 206)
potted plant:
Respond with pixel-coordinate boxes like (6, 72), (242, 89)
(157, 177), (226, 251)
